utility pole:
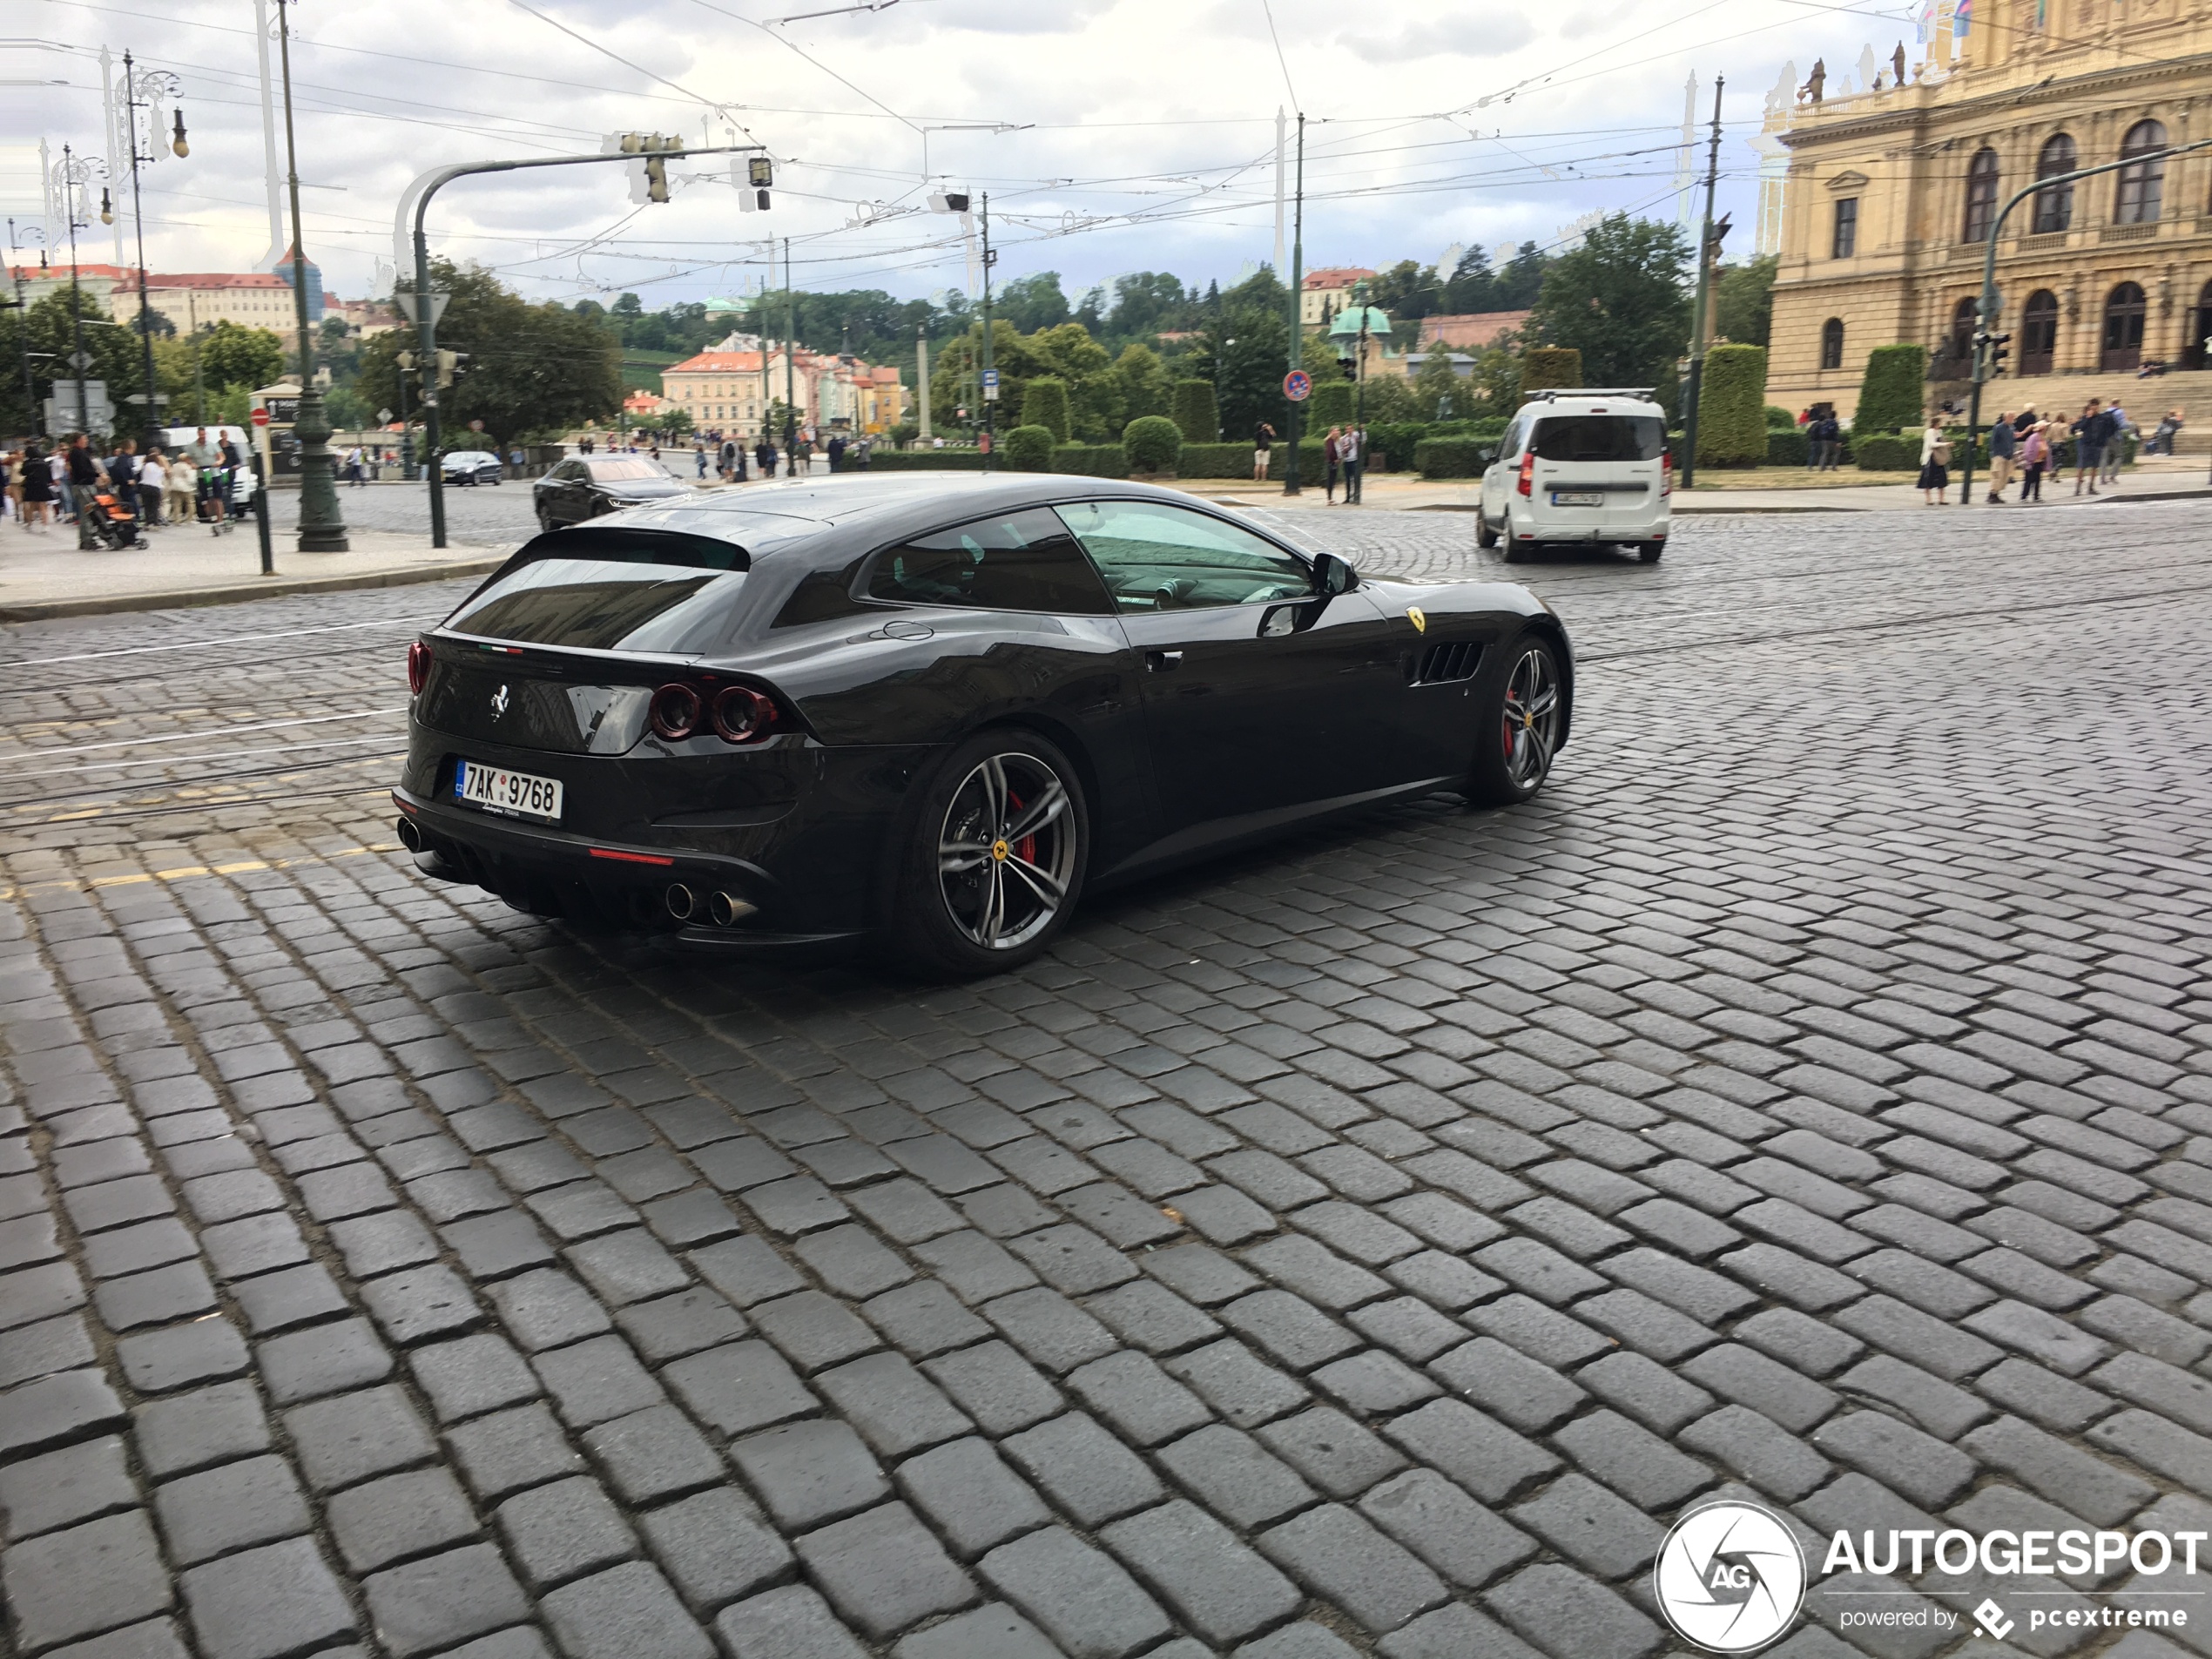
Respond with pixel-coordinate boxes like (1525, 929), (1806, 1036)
(1283, 113), (1305, 496)
(784, 235), (797, 474)
(187, 290), (204, 421)
(1678, 73), (1723, 492)
(916, 322), (931, 442)
(3, 221), (37, 439)
(121, 53), (185, 456)
(1352, 279), (1370, 428)
(275, 0), (347, 550)
(979, 192), (996, 471)
(59, 147), (99, 549)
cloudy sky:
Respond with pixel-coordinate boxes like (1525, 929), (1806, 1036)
(8, 0), (1922, 310)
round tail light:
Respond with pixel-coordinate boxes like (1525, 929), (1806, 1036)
(649, 683), (703, 740)
(407, 641), (431, 695)
(712, 685), (778, 744)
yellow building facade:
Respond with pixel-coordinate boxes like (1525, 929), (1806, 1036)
(1768, 0), (2212, 423)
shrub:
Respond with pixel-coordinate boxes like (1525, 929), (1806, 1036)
(1521, 347), (1582, 394)
(1366, 421), (1430, 472)
(1415, 437), (1492, 479)
(887, 422), (919, 448)
(1123, 415), (1184, 475)
(1696, 343), (1769, 468)
(1051, 443), (1124, 476)
(1856, 345), (1927, 434)
(865, 449), (988, 471)
(1004, 424), (1055, 471)
(1170, 380), (1219, 443)
(1178, 442), (1263, 479)
(1764, 404), (1797, 428)
(1302, 382), (1349, 427)
(1766, 426), (1809, 465)
(1020, 378), (1070, 443)
(1850, 431), (1918, 471)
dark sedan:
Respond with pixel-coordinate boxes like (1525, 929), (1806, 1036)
(533, 455), (690, 530)
(393, 475), (1573, 975)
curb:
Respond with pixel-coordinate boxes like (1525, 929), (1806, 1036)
(0, 555), (508, 625)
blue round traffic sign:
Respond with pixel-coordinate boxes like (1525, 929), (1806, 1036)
(1284, 369), (1312, 401)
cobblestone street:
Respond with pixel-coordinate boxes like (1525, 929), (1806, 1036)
(3, 502), (2209, 1659)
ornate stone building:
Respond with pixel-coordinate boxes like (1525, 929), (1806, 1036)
(1766, 0), (2212, 422)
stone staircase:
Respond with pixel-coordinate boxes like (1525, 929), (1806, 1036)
(1962, 367), (2212, 452)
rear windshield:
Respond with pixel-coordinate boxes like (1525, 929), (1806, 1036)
(447, 558), (747, 653)
(1531, 415), (1665, 462)
(585, 459), (664, 481)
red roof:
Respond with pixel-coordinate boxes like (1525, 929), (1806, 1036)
(1303, 267), (1375, 290)
(667, 351), (768, 374)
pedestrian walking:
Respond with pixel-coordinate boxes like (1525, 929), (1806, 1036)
(137, 450), (166, 527)
(20, 444), (53, 531)
(2019, 421), (2048, 502)
(1820, 412), (1844, 469)
(2070, 399), (2113, 495)
(827, 435), (846, 473)
(1917, 415), (1951, 505)
(694, 442), (707, 478)
(1252, 421), (1275, 483)
(1322, 426), (1341, 502)
(1344, 424), (1367, 504)
(2101, 403), (2130, 484)
(64, 433), (106, 527)
(1985, 412), (2016, 502)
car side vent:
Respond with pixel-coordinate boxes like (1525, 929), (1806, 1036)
(1414, 641), (1482, 685)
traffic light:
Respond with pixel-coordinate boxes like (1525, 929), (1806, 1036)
(395, 350), (415, 372)
(1987, 331), (2012, 375)
(436, 349), (463, 388)
(738, 155), (772, 212)
(612, 133), (678, 204)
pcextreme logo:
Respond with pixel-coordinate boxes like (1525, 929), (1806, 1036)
(1656, 1513), (2208, 1653)
(1655, 1503), (1807, 1653)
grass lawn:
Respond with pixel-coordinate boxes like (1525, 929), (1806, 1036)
(1681, 468), (1921, 490)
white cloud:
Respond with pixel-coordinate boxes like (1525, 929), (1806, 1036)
(1339, 15), (1535, 64)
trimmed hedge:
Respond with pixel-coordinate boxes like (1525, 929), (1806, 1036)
(1856, 346), (1927, 435)
(1416, 438), (1492, 479)
(864, 449), (989, 470)
(1366, 421), (1426, 472)
(1051, 443), (1124, 476)
(1764, 404), (1796, 427)
(1004, 424), (1056, 471)
(1171, 381), (1219, 443)
(1696, 343), (1769, 467)
(1521, 347), (1582, 395)
(1308, 382), (1354, 426)
(1022, 379), (1071, 443)
(1851, 431), (1918, 471)
(1123, 415), (1183, 474)
(1766, 427), (1808, 465)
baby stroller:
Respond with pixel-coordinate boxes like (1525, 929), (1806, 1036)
(83, 488), (148, 550)
(197, 465), (235, 535)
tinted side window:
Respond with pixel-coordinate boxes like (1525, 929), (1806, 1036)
(866, 508), (1114, 615)
(1057, 500), (1311, 611)
(1531, 415), (1664, 462)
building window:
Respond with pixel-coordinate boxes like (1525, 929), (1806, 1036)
(2190, 279), (2212, 369)
(1963, 147), (2000, 243)
(2033, 133), (2076, 233)
(2116, 119), (2167, 225)
(2102, 281), (2147, 370)
(1831, 198), (1859, 258)
(1948, 296), (1979, 368)
(1820, 318), (1844, 370)
(2021, 289), (2059, 374)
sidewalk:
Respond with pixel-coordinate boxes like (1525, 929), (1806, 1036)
(0, 527), (512, 624)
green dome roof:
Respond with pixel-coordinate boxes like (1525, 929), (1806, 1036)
(1326, 304), (1391, 338)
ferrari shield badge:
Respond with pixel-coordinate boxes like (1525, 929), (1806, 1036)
(1406, 608), (1426, 634)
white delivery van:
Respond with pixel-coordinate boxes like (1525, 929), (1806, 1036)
(1476, 388), (1670, 563)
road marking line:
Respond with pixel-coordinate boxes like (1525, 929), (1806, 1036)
(0, 842), (403, 901)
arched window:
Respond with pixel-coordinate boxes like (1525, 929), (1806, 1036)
(2116, 119), (2167, 224)
(2021, 289), (2060, 374)
(1949, 296), (1979, 367)
(2102, 281), (2147, 370)
(1962, 147), (2000, 243)
(2033, 133), (2076, 233)
(2191, 279), (2212, 370)
(1821, 318), (1845, 371)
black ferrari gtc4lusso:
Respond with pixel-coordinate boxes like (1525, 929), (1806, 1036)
(393, 474), (1573, 976)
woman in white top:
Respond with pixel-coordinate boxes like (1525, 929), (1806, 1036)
(137, 452), (167, 527)
(1917, 418), (1951, 505)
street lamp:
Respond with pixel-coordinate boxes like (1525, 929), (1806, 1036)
(120, 52), (186, 455)
(273, 0), (347, 551)
(3, 219), (42, 438)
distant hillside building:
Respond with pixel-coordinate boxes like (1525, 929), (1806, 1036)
(663, 347), (906, 435)
(1300, 267), (1376, 327)
(1417, 311), (1532, 351)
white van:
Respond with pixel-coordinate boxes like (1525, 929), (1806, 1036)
(1476, 389), (1670, 563)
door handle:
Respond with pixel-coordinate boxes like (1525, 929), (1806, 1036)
(1145, 650), (1183, 672)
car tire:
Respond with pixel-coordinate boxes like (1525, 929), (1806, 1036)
(1464, 631), (1564, 807)
(1501, 538), (1528, 563)
(1637, 542), (1663, 563)
(1475, 512), (1499, 549)
(536, 506), (554, 534)
(891, 729), (1089, 979)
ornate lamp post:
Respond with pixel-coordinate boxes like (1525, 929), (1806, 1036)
(273, 0), (347, 550)
(120, 53), (187, 455)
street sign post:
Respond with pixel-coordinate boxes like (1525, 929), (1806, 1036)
(981, 368), (1000, 403)
(250, 407), (270, 428)
(1284, 369), (1311, 402)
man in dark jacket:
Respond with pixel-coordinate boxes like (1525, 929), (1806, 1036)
(2072, 400), (2115, 496)
(1986, 414), (2016, 502)
(64, 434), (105, 543)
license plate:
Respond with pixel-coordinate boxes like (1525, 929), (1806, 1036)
(454, 759), (563, 823)
(1551, 490), (1603, 507)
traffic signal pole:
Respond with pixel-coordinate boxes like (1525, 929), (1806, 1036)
(1678, 76), (1723, 493)
(1283, 113), (1304, 496)
(1959, 135), (2212, 504)
(408, 140), (765, 546)
(980, 193), (995, 471)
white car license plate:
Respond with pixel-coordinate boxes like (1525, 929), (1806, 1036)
(455, 759), (563, 823)
(1551, 490), (1603, 507)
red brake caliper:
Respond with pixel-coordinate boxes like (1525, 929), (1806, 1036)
(1008, 791), (1035, 863)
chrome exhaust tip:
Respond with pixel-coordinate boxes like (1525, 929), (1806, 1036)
(395, 817), (424, 853)
(664, 883), (697, 922)
(706, 890), (756, 927)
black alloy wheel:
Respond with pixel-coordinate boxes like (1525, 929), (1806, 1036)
(893, 731), (1088, 977)
(1465, 632), (1563, 806)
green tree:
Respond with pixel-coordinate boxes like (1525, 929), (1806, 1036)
(1521, 347), (1582, 395)
(1184, 267), (1290, 445)
(1031, 323), (1113, 440)
(1309, 382), (1352, 425)
(1855, 344), (1927, 433)
(1170, 379), (1218, 442)
(1696, 343), (1769, 466)
(13, 286), (147, 434)
(356, 260), (619, 447)
(1110, 344), (1172, 426)
(1527, 215), (1691, 389)
(1359, 373), (1420, 424)
(1367, 260), (1440, 321)
(1021, 376), (1071, 442)
(998, 273), (1069, 335)
(1123, 415), (1182, 474)
(1412, 352), (1468, 422)
(1003, 423), (1055, 470)
(1494, 241), (1552, 308)
(154, 321), (287, 418)
(1714, 255), (1778, 347)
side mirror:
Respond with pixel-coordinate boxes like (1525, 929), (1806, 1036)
(1313, 552), (1357, 597)
(1477, 445), (1498, 467)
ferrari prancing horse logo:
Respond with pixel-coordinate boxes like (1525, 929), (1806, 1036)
(1406, 608), (1426, 634)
